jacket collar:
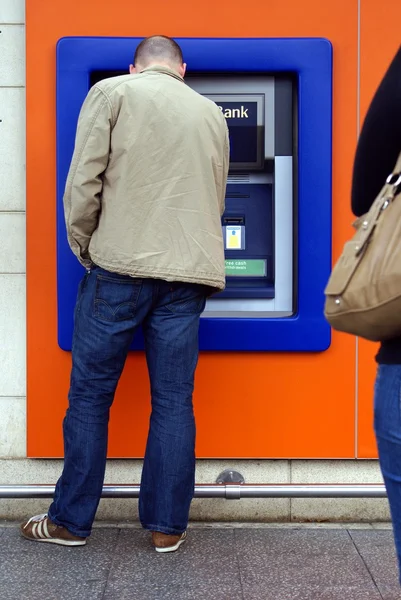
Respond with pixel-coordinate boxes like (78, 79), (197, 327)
(140, 64), (184, 83)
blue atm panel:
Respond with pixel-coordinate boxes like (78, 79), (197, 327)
(56, 37), (333, 352)
(223, 184), (274, 299)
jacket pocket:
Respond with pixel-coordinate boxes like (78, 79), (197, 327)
(167, 284), (207, 315)
(93, 272), (143, 322)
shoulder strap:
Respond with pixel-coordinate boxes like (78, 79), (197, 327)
(394, 151), (401, 174)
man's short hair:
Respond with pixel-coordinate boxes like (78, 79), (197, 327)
(134, 36), (183, 68)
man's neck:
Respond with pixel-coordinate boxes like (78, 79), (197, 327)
(140, 64), (184, 81)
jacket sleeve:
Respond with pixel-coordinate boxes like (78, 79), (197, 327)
(63, 85), (113, 268)
(219, 125), (230, 215)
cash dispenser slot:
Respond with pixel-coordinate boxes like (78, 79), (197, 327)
(223, 216), (245, 226)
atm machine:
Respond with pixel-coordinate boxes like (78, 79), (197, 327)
(56, 37), (332, 352)
(187, 76), (293, 320)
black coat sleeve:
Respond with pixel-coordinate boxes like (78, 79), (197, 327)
(351, 46), (401, 217)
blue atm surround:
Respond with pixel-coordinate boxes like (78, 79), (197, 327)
(56, 37), (332, 352)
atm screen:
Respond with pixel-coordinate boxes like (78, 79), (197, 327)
(207, 94), (265, 171)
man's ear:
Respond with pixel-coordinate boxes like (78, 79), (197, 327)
(129, 64), (137, 74)
(179, 63), (187, 78)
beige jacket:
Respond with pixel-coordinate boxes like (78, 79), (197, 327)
(63, 65), (229, 290)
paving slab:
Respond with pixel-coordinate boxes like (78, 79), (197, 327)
(350, 530), (400, 596)
(105, 528), (243, 599)
(0, 527), (118, 585)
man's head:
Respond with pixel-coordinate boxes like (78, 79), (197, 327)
(130, 36), (186, 78)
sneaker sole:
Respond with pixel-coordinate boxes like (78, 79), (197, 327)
(154, 533), (187, 553)
(20, 530), (86, 546)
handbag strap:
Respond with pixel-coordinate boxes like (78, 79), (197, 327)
(388, 151), (401, 182)
(352, 151), (401, 249)
(382, 151), (401, 200)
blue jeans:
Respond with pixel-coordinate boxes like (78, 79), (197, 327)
(374, 364), (401, 584)
(48, 266), (207, 538)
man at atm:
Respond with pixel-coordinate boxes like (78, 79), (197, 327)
(21, 36), (229, 552)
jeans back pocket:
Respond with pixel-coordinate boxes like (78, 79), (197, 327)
(94, 272), (143, 322)
(167, 284), (207, 315)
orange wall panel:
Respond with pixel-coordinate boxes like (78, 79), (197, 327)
(27, 0), (359, 458)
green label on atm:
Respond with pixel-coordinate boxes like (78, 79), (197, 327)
(225, 259), (267, 277)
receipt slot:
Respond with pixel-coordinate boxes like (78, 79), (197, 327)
(56, 37), (332, 351)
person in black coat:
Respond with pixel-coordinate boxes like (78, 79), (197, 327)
(351, 45), (401, 584)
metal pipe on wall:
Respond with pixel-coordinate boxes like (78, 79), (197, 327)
(0, 484), (387, 499)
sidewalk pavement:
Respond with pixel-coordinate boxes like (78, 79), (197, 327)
(0, 522), (400, 599)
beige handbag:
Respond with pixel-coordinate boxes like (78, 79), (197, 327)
(324, 152), (401, 341)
